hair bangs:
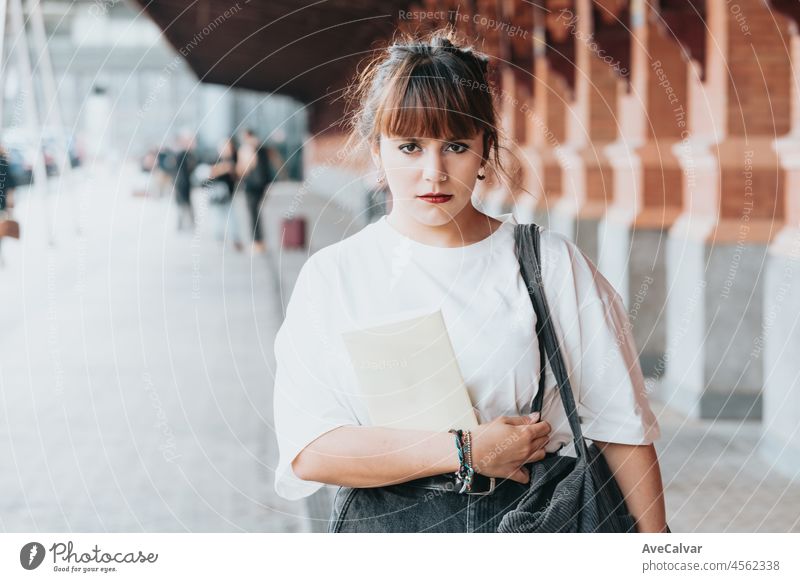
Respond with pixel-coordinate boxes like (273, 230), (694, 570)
(376, 59), (487, 141)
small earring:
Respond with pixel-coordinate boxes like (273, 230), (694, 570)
(477, 169), (486, 181)
(377, 173), (385, 184)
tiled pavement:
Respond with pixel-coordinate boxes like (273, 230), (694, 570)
(654, 402), (800, 532)
(0, 165), (313, 532)
(1, 164), (798, 532)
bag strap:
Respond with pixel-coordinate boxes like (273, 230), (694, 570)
(514, 223), (589, 457)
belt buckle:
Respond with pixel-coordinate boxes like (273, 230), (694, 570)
(464, 475), (496, 496)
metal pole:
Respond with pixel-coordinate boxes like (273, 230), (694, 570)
(27, 0), (76, 234)
(27, 0), (71, 179)
(9, 0), (52, 244)
(0, 0), (8, 130)
(0, 1), (6, 265)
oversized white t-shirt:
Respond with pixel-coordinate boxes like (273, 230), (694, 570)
(272, 213), (661, 500)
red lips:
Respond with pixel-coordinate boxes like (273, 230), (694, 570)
(418, 193), (453, 204)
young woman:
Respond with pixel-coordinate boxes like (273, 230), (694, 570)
(273, 29), (667, 533)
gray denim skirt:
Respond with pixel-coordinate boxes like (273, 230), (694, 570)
(328, 472), (531, 533)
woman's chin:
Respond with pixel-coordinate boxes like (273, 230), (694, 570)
(410, 212), (459, 228)
(408, 202), (467, 225)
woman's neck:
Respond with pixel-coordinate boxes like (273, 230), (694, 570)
(386, 207), (502, 248)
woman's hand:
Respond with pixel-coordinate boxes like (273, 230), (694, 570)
(470, 414), (551, 484)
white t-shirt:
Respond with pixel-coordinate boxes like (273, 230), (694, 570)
(272, 213), (661, 500)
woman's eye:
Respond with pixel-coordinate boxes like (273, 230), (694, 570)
(446, 143), (469, 153)
(399, 143), (420, 154)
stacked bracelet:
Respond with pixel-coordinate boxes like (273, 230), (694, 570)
(463, 430), (473, 473)
(448, 428), (475, 493)
(448, 429), (464, 473)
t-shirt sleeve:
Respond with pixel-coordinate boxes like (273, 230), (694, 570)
(272, 257), (359, 500)
(541, 231), (661, 446)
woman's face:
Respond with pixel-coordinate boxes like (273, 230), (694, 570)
(373, 131), (485, 228)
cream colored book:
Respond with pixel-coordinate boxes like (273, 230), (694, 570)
(341, 310), (479, 431)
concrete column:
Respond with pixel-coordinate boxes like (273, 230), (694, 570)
(198, 84), (235, 150)
(660, 0), (793, 420)
(500, 0), (535, 216)
(8, 0), (53, 242)
(471, 0), (520, 215)
(487, 65), (532, 216)
(302, 132), (372, 224)
(549, 0), (621, 264)
(0, 0), (8, 130)
(763, 3), (800, 478)
(598, 0), (688, 376)
(517, 4), (572, 227)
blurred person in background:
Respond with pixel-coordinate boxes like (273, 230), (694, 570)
(156, 143), (178, 198)
(137, 147), (159, 198)
(204, 137), (243, 252)
(174, 132), (197, 232)
(141, 147), (157, 173)
(0, 145), (18, 267)
(237, 129), (274, 253)
(268, 127), (290, 181)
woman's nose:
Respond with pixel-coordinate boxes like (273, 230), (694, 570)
(421, 150), (446, 183)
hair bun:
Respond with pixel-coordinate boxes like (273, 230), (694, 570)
(387, 31), (490, 75)
(429, 35), (456, 49)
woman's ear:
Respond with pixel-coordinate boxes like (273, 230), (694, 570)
(370, 142), (383, 176)
(482, 132), (493, 164)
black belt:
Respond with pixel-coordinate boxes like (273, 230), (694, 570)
(406, 472), (498, 496)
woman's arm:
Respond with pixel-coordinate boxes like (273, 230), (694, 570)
(593, 441), (668, 533)
(292, 426), (460, 487)
(292, 416), (551, 488)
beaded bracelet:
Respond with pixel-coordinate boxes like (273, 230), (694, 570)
(463, 430), (474, 474)
(448, 428), (475, 493)
(460, 430), (475, 493)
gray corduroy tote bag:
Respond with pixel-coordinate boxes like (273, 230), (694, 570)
(497, 224), (637, 533)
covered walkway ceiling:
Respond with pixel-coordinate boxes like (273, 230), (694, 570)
(134, 0), (413, 104)
(134, 1), (715, 131)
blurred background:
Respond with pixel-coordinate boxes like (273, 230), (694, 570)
(0, 0), (798, 533)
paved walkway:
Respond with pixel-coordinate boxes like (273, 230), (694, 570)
(0, 164), (312, 532)
(654, 400), (800, 532)
(1, 164), (798, 533)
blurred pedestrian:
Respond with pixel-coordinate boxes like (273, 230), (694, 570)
(156, 144), (177, 198)
(204, 137), (243, 252)
(0, 145), (19, 266)
(237, 129), (274, 253)
(269, 127), (290, 180)
(174, 133), (197, 232)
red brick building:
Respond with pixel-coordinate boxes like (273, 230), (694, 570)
(139, 0), (800, 479)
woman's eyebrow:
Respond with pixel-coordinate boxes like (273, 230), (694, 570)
(390, 137), (471, 142)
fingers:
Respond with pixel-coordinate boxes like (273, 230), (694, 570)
(524, 443), (548, 464)
(503, 413), (539, 426)
(530, 435), (549, 452)
(509, 466), (530, 484)
(523, 420), (551, 439)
